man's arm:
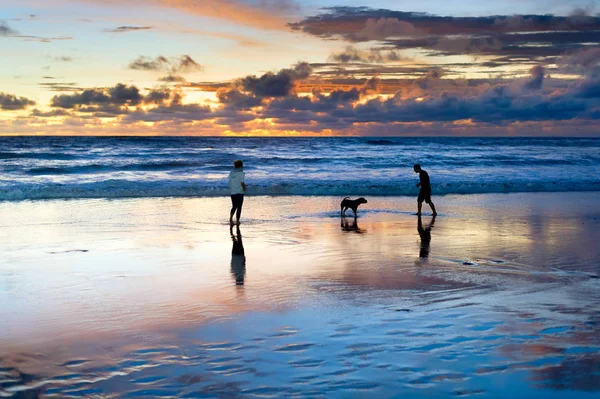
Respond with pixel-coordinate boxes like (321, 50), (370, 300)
(241, 182), (247, 192)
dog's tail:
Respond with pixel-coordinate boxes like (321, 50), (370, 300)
(342, 196), (350, 200)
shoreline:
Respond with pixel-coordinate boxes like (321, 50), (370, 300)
(1, 189), (600, 203)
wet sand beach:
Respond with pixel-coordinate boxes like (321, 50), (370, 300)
(1, 192), (599, 398)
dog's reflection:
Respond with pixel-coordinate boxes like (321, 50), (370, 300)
(230, 225), (246, 285)
(341, 217), (365, 233)
(417, 215), (436, 258)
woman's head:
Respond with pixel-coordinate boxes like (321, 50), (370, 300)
(234, 160), (243, 169)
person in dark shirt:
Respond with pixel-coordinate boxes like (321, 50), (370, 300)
(414, 164), (437, 216)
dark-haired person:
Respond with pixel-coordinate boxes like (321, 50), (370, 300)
(414, 164), (437, 216)
(228, 160), (246, 225)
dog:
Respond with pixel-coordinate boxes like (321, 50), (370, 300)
(340, 197), (368, 217)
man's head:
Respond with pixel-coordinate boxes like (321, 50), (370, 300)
(234, 160), (243, 169)
(413, 164), (421, 173)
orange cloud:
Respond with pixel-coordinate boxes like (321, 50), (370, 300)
(78, 0), (299, 30)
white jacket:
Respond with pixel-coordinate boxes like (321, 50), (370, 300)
(228, 169), (245, 195)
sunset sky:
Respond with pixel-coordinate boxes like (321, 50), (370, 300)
(2, 0), (600, 136)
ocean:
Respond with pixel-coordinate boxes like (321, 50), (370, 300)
(0, 136), (599, 201)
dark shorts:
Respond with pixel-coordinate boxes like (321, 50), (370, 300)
(231, 194), (244, 208)
(418, 189), (431, 204)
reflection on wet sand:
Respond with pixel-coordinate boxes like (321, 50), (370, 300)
(417, 215), (436, 258)
(0, 194), (599, 398)
(340, 217), (365, 234)
(230, 225), (246, 286)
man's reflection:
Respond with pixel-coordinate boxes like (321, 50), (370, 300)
(341, 217), (365, 233)
(230, 225), (246, 285)
(418, 215), (436, 258)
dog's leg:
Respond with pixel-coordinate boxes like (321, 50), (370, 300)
(341, 204), (344, 217)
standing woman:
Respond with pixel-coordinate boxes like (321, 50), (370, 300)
(228, 160), (246, 225)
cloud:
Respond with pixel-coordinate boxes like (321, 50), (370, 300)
(39, 82), (82, 92)
(51, 84), (143, 109)
(356, 18), (423, 41)
(49, 85), (185, 113)
(129, 56), (170, 71)
(22, 60), (600, 136)
(77, 0), (300, 31)
(291, 7), (600, 39)
(54, 56), (74, 62)
(0, 93), (36, 110)
(159, 75), (186, 83)
(0, 22), (18, 36)
(569, 78), (600, 98)
(11, 35), (73, 43)
(559, 47), (600, 77)
(236, 62), (312, 98)
(432, 36), (502, 54)
(290, 7), (600, 63)
(2, 23), (72, 42)
(129, 55), (203, 75)
(522, 65), (545, 90)
(105, 26), (153, 33)
(329, 45), (404, 64)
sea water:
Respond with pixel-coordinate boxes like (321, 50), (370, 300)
(0, 136), (599, 200)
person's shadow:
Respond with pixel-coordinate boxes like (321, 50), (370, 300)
(418, 215), (436, 258)
(341, 217), (365, 234)
(230, 225), (246, 286)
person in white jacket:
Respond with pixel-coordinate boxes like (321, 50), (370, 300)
(228, 160), (246, 225)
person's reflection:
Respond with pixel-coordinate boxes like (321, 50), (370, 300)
(230, 225), (246, 285)
(418, 215), (436, 258)
(341, 217), (365, 233)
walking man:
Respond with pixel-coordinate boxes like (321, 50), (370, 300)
(414, 164), (437, 216)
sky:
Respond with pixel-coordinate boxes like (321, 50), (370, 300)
(1, 0), (600, 136)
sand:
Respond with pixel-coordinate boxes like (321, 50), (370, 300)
(1, 193), (599, 398)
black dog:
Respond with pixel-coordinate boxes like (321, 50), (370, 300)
(340, 197), (368, 217)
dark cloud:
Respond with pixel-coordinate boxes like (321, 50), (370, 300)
(217, 89), (263, 109)
(39, 82), (82, 92)
(329, 45), (404, 63)
(105, 26), (153, 33)
(238, 62), (312, 97)
(0, 92), (36, 111)
(123, 103), (212, 123)
(51, 84), (142, 109)
(159, 75), (187, 83)
(522, 65), (545, 90)
(355, 17), (423, 41)
(129, 55), (203, 76)
(0, 22), (18, 36)
(569, 78), (600, 98)
(559, 47), (600, 77)
(51, 88), (110, 109)
(290, 7), (600, 65)
(290, 7), (600, 40)
(48, 85), (185, 119)
(30, 109), (71, 117)
(178, 55), (202, 72)
(129, 56), (170, 71)
(144, 88), (174, 104)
